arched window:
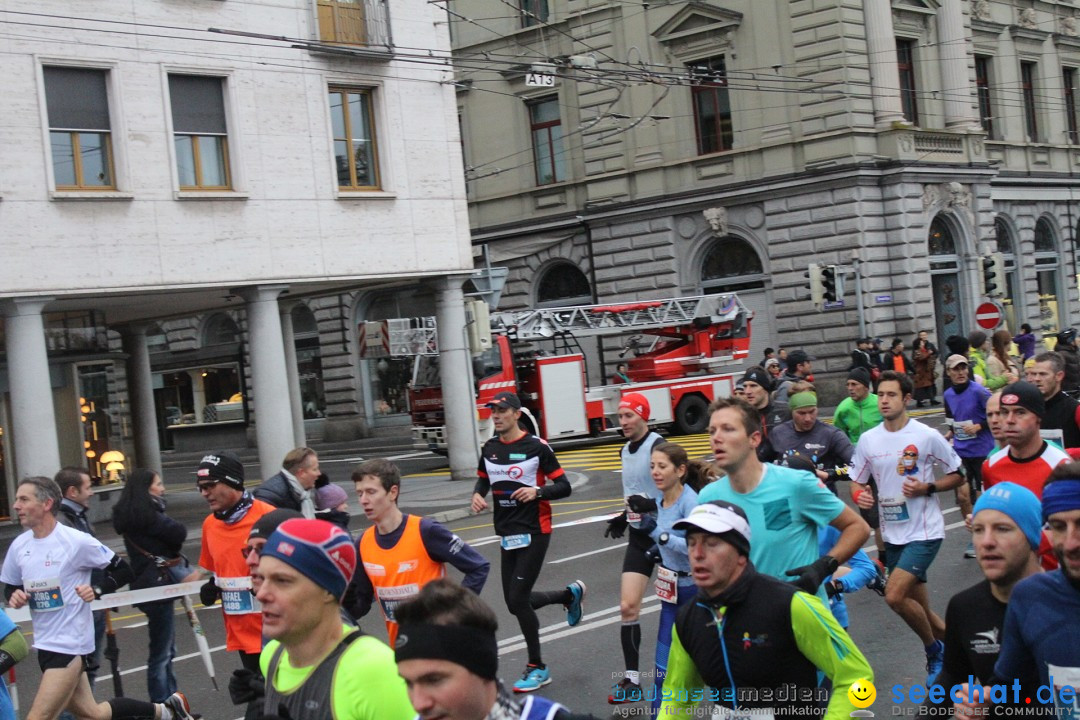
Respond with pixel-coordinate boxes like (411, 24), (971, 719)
(929, 217), (957, 257)
(202, 313), (239, 347)
(536, 262), (592, 307)
(700, 236), (765, 291)
(291, 305), (325, 419)
(928, 216), (963, 349)
(994, 217), (1020, 332)
(1034, 217), (1062, 331)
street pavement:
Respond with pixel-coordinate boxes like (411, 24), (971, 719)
(3, 408), (989, 718)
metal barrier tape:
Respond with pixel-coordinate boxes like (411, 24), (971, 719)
(3, 581), (205, 624)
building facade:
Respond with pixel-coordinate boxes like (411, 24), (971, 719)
(0, 0), (479, 507)
(450, 0), (1080, 401)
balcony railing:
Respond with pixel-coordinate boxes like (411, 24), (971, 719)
(316, 0), (391, 50)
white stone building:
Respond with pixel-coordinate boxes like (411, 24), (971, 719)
(0, 0), (478, 508)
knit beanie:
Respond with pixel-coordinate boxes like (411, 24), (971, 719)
(260, 518), (357, 599)
(972, 482), (1043, 550)
(847, 367), (871, 389)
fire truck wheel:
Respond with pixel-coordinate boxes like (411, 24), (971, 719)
(673, 394), (709, 435)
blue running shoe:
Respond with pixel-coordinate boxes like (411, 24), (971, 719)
(926, 640), (945, 686)
(513, 665), (552, 693)
(565, 580), (586, 627)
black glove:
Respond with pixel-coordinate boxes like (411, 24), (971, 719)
(199, 579), (221, 607)
(258, 704), (293, 720)
(825, 580), (842, 599)
(228, 668), (265, 705)
(626, 494), (658, 514)
(636, 514), (657, 535)
(644, 544), (663, 565)
(605, 512), (629, 539)
(784, 555), (839, 594)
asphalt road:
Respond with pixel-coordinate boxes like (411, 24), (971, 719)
(6, 411), (989, 719)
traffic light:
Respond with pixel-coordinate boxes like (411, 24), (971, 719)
(821, 265), (838, 303)
(805, 263), (824, 308)
(981, 253), (1006, 297)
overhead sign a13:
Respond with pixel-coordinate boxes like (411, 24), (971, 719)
(526, 72), (555, 87)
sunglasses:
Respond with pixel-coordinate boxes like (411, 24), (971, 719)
(196, 481), (220, 492)
(241, 544), (262, 559)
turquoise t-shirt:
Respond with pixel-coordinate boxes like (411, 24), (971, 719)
(697, 464), (846, 602)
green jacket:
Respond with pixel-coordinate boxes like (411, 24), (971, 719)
(833, 394), (882, 444)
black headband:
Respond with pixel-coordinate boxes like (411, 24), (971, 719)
(394, 624), (498, 680)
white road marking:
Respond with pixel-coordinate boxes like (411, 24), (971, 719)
(549, 543), (627, 564)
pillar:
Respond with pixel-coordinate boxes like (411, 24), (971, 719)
(939, 0), (977, 128)
(235, 285), (294, 479)
(1, 298), (61, 479)
(120, 324), (162, 476)
(187, 370), (207, 423)
(434, 276), (480, 482)
(863, 0), (907, 127)
(279, 302), (306, 448)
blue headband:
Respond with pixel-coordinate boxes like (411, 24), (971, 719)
(1043, 478), (1080, 523)
(973, 483), (1043, 550)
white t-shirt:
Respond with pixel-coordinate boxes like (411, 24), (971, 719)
(0, 522), (115, 654)
(850, 418), (961, 545)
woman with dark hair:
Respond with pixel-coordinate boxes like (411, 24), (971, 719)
(112, 469), (187, 702)
(912, 337), (939, 407)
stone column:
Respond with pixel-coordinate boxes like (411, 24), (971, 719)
(434, 276), (479, 482)
(279, 302), (306, 448)
(120, 324), (162, 476)
(187, 370), (207, 423)
(1, 298), (61, 479)
(235, 285), (294, 480)
(939, 0), (977, 128)
(863, 0), (907, 127)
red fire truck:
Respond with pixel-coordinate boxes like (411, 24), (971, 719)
(360, 293), (752, 452)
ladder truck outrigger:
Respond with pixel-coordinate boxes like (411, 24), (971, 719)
(360, 292), (753, 453)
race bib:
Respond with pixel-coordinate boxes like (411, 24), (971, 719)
(655, 566), (678, 604)
(1049, 664), (1080, 720)
(375, 584), (420, 623)
(880, 498), (910, 523)
(1042, 428), (1065, 446)
(219, 576), (260, 615)
(27, 577), (64, 612)
(951, 420), (974, 442)
(501, 534), (532, 551)
(627, 512), (643, 525)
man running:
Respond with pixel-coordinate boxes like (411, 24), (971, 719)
(256, 518), (414, 720)
(603, 392), (664, 702)
(768, 384), (854, 495)
(983, 381), (1070, 498)
(698, 396), (869, 603)
(1, 477), (195, 720)
(834, 367), (886, 558)
(345, 458), (489, 645)
(943, 354), (992, 558)
(851, 370), (964, 684)
(470, 391), (585, 692)
(1026, 352), (1080, 448)
(739, 366), (789, 462)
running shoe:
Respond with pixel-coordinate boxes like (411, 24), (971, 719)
(964, 541), (977, 559)
(565, 580), (586, 627)
(609, 677), (643, 704)
(513, 664), (552, 693)
(868, 563), (887, 596)
(164, 692), (196, 720)
(925, 640), (945, 686)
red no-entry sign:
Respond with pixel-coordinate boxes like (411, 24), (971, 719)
(975, 301), (1003, 330)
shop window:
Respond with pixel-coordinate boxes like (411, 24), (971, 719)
(292, 305), (327, 419)
(78, 364), (122, 483)
(537, 262), (591, 307)
(44, 66), (115, 190)
(169, 74), (231, 189)
(1034, 218), (1062, 332)
(701, 236), (765, 292)
(896, 38), (919, 125)
(689, 56), (733, 155)
(364, 291), (434, 417)
(329, 87), (380, 190)
(154, 363), (244, 428)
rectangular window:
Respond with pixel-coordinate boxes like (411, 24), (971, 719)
(316, 0), (367, 45)
(521, 0), (549, 27)
(1021, 61), (1039, 142)
(1065, 67), (1078, 145)
(528, 97), (565, 185)
(896, 39), (919, 125)
(329, 88), (380, 190)
(975, 55), (994, 138)
(169, 75), (230, 189)
(689, 56), (733, 155)
(43, 66), (115, 190)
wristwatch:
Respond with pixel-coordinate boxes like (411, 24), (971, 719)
(925, 484), (937, 496)
(92, 585), (103, 600)
(658, 532), (670, 546)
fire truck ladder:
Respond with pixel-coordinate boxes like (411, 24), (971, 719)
(492, 293), (748, 341)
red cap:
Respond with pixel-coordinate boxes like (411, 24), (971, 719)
(619, 392), (650, 421)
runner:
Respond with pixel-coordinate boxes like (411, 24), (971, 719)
(255, 518), (414, 720)
(738, 366), (789, 462)
(470, 391), (585, 693)
(698, 396), (870, 603)
(851, 370), (964, 684)
(183, 450), (274, 720)
(344, 458), (489, 646)
(983, 381), (1070, 497)
(767, 384), (854, 495)
(602, 392), (664, 703)
(834, 367), (887, 559)
(1, 477), (195, 720)
(658, 501), (873, 720)
(0, 609), (29, 720)
(942, 354), (992, 558)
